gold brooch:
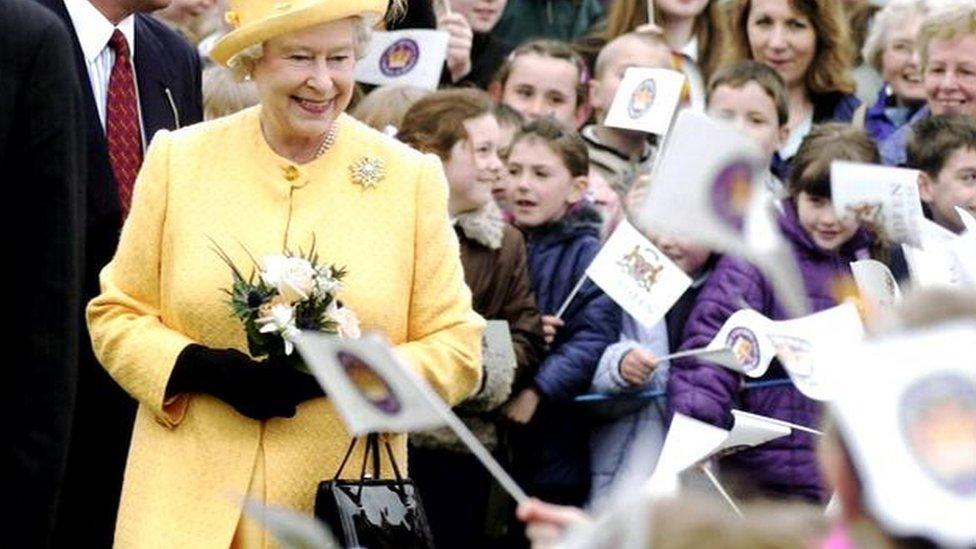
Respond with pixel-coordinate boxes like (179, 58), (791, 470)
(224, 11), (240, 27)
(349, 157), (385, 190)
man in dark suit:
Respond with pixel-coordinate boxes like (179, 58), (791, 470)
(0, 0), (85, 546)
(33, 0), (204, 544)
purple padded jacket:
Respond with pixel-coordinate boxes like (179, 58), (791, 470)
(667, 199), (872, 502)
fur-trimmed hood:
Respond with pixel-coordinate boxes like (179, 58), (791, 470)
(455, 201), (506, 250)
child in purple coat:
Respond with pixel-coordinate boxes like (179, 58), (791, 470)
(667, 123), (880, 503)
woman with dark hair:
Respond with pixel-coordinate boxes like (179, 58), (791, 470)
(722, 0), (861, 180)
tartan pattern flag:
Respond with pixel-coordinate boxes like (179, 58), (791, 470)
(586, 219), (692, 328)
(355, 29), (449, 90)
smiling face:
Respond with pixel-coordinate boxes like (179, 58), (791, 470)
(924, 34), (976, 117)
(746, 0), (817, 89)
(507, 137), (586, 227)
(444, 114), (504, 216)
(881, 14), (925, 105)
(919, 146), (976, 234)
(450, 0), (508, 33)
(501, 54), (583, 129)
(708, 81), (787, 167)
(796, 191), (859, 251)
(251, 18), (357, 151)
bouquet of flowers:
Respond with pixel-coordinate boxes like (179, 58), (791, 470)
(213, 240), (360, 370)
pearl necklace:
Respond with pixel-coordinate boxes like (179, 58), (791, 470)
(314, 122), (338, 160)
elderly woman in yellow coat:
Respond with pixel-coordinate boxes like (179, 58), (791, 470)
(85, 0), (484, 546)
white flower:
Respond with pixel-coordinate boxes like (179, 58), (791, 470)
(261, 255), (316, 303)
(256, 303), (301, 354)
(314, 264), (342, 296)
(326, 301), (361, 339)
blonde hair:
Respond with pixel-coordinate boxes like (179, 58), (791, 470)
(918, 0), (976, 69)
(202, 64), (260, 120)
(723, 0), (856, 95)
(593, 31), (671, 79)
(862, 0), (931, 73)
(594, 0), (727, 80)
(351, 85), (430, 133)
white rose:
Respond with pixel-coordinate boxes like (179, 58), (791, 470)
(262, 255), (316, 303)
(326, 301), (361, 339)
(256, 303), (301, 355)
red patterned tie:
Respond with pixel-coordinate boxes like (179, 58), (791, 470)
(106, 30), (143, 216)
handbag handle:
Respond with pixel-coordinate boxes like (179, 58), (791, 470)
(331, 434), (408, 494)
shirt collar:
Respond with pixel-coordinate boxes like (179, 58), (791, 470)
(679, 37), (698, 62)
(64, 0), (136, 64)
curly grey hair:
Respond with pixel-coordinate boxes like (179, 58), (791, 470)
(227, 15), (374, 81)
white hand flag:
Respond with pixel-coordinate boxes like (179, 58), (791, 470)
(355, 30), (449, 90)
(586, 219), (692, 328)
(294, 332), (529, 503)
(829, 322), (976, 547)
(603, 67), (686, 136)
(638, 110), (808, 316)
(766, 303), (865, 401)
(850, 259), (902, 319)
(704, 309), (777, 377)
(830, 161), (925, 247)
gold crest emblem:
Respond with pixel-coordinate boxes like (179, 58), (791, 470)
(349, 157), (385, 190)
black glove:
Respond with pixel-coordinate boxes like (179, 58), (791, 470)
(166, 344), (325, 420)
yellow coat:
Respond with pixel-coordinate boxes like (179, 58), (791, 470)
(86, 106), (484, 548)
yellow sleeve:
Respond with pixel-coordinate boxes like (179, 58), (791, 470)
(86, 130), (194, 428)
(395, 154), (485, 406)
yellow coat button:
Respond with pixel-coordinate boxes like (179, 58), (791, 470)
(283, 165), (300, 181)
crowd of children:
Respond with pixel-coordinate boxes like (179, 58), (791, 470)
(166, 0), (976, 546)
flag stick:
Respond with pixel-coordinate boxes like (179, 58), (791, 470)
(763, 416), (823, 436)
(653, 346), (725, 363)
(433, 406), (529, 503)
(554, 274), (588, 320)
(646, 0), (655, 25)
(700, 463), (744, 518)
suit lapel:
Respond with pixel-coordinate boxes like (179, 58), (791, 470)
(134, 15), (178, 140)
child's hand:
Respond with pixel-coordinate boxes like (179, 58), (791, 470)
(516, 497), (591, 548)
(619, 348), (658, 386)
(540, 315), (564, 345)
(503, 387), (540, 424)
(437, 13), (473, 83)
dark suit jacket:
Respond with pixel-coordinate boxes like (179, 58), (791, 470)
(36, 0), (204, 297)
(33, 0), (204, 545)
(0, 0), (85, 546)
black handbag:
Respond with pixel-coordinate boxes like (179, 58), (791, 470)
(314, 434), (436, 548)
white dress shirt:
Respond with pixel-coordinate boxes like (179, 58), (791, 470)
(63, 0), (144, 141)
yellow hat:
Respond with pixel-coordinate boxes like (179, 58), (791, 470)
(211, 0), (389, 67)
